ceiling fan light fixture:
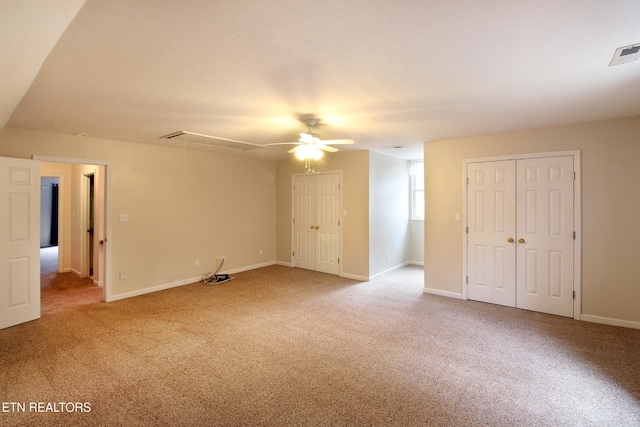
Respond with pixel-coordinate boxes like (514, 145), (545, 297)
(295, 145), (323, 160)
(299, 133), (315, 143)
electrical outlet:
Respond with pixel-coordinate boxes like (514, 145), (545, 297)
(119, 273), (125, 281)
(386, 253), (389, 261)
(259, 249), (263, 255)
(195, 259), (199, 267)
(215, 256), (219, 264)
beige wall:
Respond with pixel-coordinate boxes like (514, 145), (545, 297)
(276, 151), (370, 279)
(369, 151), (410, 276)
(0, 128), (276, 299)
(409, 219), (424, 264)
(424, 116), (640, 325)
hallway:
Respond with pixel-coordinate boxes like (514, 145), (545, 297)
(40, 246), (103, 316)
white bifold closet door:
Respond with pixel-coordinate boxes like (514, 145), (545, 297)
(292, 173), (341, 275)
(467, 156), (574, 317)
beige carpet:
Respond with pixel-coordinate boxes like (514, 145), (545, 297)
(1, 264), (639, 426)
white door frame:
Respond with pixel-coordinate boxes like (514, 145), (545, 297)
(461, 150), (582, 320)
(33, 155), (112, 302)
(291, 171), (343, 275)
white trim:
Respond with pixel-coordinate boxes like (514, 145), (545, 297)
(370, 262), (410, 280)
(340, 272), (369, 281)
(224, 261), (276, 274)
(581, 315), (640, 330)
(110, 261), (279, 302)
(461, 150), (582, 319)
(109, 276), (203, 302)
(424, 287), (463, 299)
(33, 155), (112, 303)
(275, 261), (292, 267)
(573, 151), (582, 320)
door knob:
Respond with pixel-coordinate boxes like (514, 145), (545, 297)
(310, 225), (315, 229)
(518, 238), (525, 244)
(315, 226), (319, 229)
(507, 238), (514, 243)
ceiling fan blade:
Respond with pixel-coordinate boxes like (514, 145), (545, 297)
(315, 143), (339, 153)
(265, 142), (302, 146)
(288, 146), (302, 154)
(320, 139), (354, 145)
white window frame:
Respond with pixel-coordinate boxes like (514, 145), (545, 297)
(410, 160), (424, 220)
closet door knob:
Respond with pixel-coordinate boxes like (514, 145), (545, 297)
(518, 238), (525, 244)
(507, 238), (514, 243)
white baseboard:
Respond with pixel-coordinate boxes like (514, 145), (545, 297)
(275, 261), (291, 267)
(423, 287), (463, 299)
(225, 261), (276, 274)
(108, 261), (278, 302)
(370, 262), (409, 280)
(340, 272), (369, 281)
(581, 314), (640, 330)
(109, 276), (202, 302)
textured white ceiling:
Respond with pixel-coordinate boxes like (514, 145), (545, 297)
(3, 0), (640, 160)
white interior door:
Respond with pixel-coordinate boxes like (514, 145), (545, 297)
(315, 174), (340, 275)
(466, 155), (575, 317)
(292, 175), (316, 270)
(467, 161), (517, 307)
(292, 173), (341, 274)
(516, 156), (574, 317)
(0, 157), (41, 329)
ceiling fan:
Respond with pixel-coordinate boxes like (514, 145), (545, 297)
(267, 118), (354, 160)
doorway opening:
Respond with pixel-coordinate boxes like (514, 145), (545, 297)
(37, 158), (110, 314)
(86, 173), (95, 277)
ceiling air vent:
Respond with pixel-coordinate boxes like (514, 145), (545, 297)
(161, 131), (263, 151)
(609, 43), (640, 66)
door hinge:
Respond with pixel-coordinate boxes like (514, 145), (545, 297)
(338, 220), (340, 226)
(573, 291), (576, 299)
(466, 276), (469, 284)
(573, 231), (576, 240)
(466, 177), (469, 185)
(293, 218), (295, 224)
(572, 171), (576, 180)
(338, 258), (340, 264)
(292, 251), (295, 256)
(466, 227), (469, 234)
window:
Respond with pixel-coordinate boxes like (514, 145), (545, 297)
(410, 161), (424, 220)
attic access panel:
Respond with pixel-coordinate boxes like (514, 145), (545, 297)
(609, 43), (640, 66)
(161, 131), (263, 151)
